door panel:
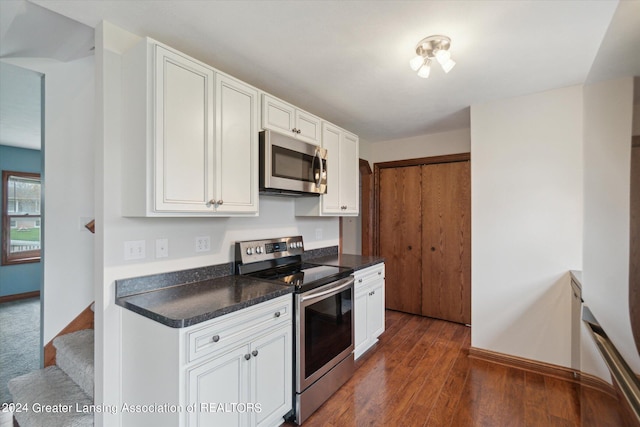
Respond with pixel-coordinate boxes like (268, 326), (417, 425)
(421, 161), (471, 324)
(379, 166), (422, 314)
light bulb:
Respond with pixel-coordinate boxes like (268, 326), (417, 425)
(409, 55), (424, 71)
(441, 58), (456, 73)
(435, 49), (451, 65)
(417, 60), (431, 78)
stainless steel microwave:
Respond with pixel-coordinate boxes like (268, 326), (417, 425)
(259, 130), (327, 196)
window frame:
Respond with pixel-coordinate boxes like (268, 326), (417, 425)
(2, 170), (42, 265)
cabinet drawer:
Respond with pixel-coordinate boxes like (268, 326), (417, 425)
(354, 264), (385, 290)
(186, 295), (292, 364)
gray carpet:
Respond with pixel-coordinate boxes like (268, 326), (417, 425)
(0, 297), (41, 404)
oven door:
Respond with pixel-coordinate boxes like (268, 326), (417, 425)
(260, 130), (327, 195)
(296, 276), (354, 393)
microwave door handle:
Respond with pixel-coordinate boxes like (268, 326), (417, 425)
(318, 149), (324, 189)
(313, 148), (322, 189)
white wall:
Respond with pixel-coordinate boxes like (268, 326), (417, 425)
(470, 85), (584, 368)
(7, 56), (97, 344)
(96, 22), (338, 426)
(583, 77), (638, 373)
(42, 56), (96, 343)
(364, 128), (470, 165)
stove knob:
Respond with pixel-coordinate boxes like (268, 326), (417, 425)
(256, 247), (262, 254)
(246, 247), (253, 255)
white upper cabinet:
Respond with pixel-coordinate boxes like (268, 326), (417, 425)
(215, 74), (259, 214)
(121, 39), (258, 216)
(154, 46), (215, 213)
(262, 94), (322, 145)
(295, 122), (359, 216)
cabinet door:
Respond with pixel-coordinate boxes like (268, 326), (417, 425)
(295, 110), (322, 145)
(216, 75), (259, 214)
(321, 123), (342, 213)
(262, 95), (295, 136)
(187, 345), (249, 427)
(339, 132), (359, 214)
(354, 286), (369, 359)
(250, 326), (292, 427)
(368, 277), (385, 340)
(155, 46), (215, 212)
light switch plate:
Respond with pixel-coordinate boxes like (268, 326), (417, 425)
(156, 238), (169, 258)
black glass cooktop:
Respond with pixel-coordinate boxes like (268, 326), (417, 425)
(246, 262), (352, 292)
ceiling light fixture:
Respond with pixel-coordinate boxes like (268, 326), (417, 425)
(410, 35), (456, 78)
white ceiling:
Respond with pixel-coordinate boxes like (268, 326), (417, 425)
(1, 0), (639, 150)
(0, 61), (42, 150)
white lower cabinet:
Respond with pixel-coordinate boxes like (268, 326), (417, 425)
(121, 295), (293, 427)
(354, 264), (385, 359)
(187, 324), (291, 427)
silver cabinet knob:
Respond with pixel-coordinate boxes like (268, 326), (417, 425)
(378, 272), (382, 275)
(217, 200), (223, 205)
(212, 335), (220, 343)
(274, 311), (281, 317)
(252, 350), (259, 357)
(358, 279), (362, 283)
(244, 354), (251, 360)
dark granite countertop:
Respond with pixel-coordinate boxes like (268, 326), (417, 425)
(308, 253), (384, 271)
(116, 275), (293, 328)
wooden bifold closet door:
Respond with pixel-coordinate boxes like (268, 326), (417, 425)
(378, 158), (470, 325)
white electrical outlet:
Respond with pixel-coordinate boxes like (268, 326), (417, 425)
(124, 240), (146, 260)
(195, 236), (211, 252)
(315, 228), (323, 240)
(156, 238), (169, 258)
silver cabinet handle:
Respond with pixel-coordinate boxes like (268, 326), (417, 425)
(274, 311), (281, 318)
(244, 354), (251, 360)
(217, 200), (223, 205)
(252, 350), (259, 357)
(358, 279), (362, 283)
(212, 335), (220, 343)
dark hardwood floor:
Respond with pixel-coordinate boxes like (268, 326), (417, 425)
(292, 310), (627, 427)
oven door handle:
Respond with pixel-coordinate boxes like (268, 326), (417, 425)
(299, 276), (354, 303)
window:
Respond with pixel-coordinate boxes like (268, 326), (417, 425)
(2, 171), (41, 265)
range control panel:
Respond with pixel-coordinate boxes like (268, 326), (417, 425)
(236, 236), (304, 264)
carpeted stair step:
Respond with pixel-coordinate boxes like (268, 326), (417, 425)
(53, 329), (94, 399)
(8, 365), (93, 427)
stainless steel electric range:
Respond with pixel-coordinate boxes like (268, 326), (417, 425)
(235, 236), (355, 424)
